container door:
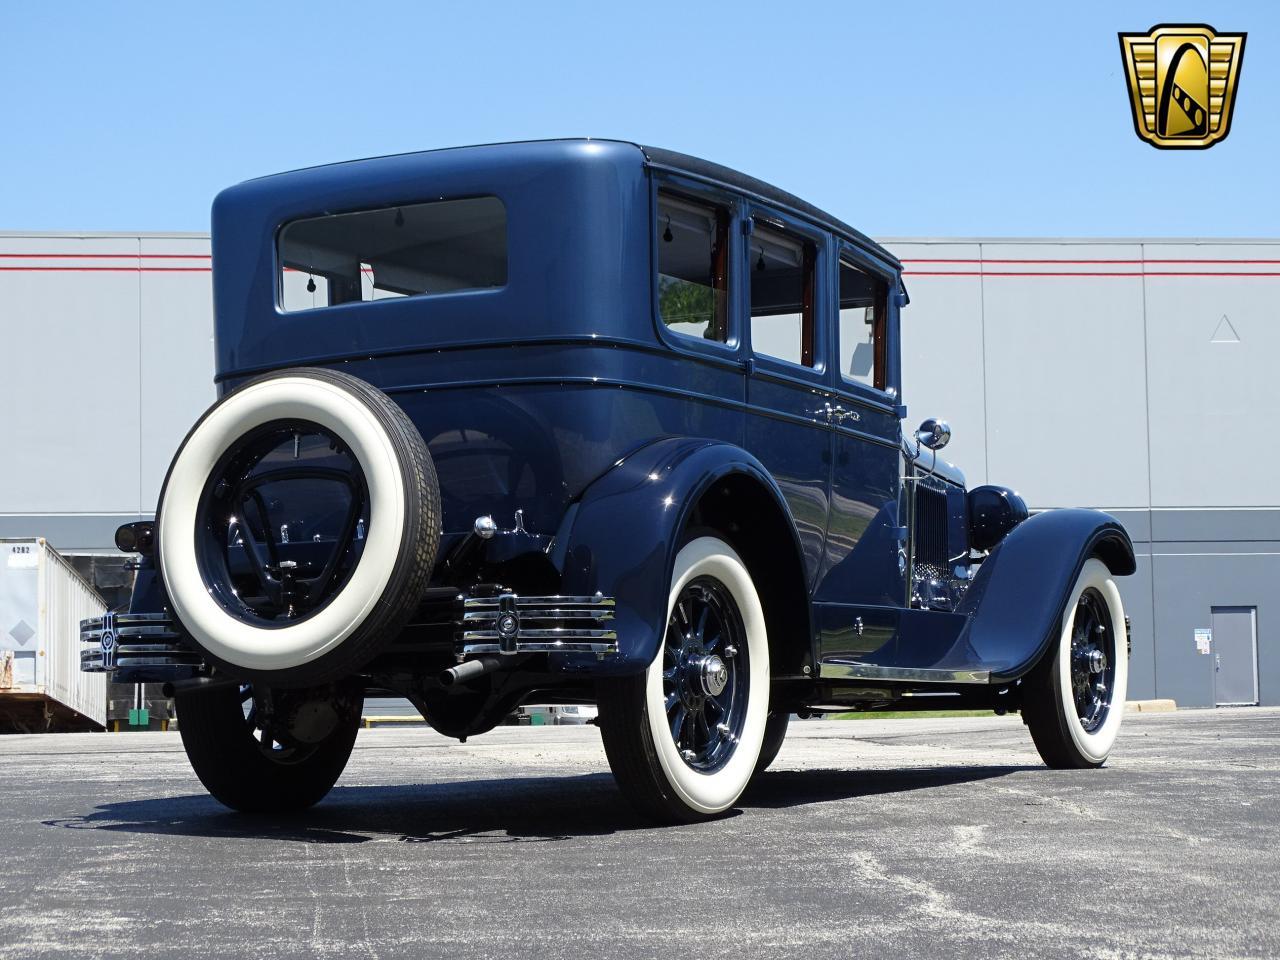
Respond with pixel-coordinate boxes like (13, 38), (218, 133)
(1, 542), (41, 688)
(1212, 606), (1258, 706)
(10, 651), (36, 685)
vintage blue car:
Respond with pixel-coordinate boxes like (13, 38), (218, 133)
(82, 140), (1134, 822)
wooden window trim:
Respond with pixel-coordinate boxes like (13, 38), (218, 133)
(872, 280), (888, 391)
(800, 243), (816, 367)
(710, 206), (730, 342)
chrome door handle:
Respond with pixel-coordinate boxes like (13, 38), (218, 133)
(815, 403), (834, 423)
(831, 405), (859, 424)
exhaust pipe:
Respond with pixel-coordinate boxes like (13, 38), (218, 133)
(162, 675), (241, 698)
(439, 654), (520, 687)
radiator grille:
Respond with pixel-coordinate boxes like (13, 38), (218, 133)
(914, 482), (950, 566)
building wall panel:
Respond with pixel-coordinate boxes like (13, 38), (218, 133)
(889, 242), (988, 484)
(0, 237), (141, 515)
(1143, 243), (1280, 508)
(978, 243), (1150, 509)
(139, 237), (215, 510)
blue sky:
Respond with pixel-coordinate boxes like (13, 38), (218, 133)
(3, 1), (1276, 236)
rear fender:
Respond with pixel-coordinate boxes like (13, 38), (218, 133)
(953, 508), (1135, 683)
(552, 437), (808, 675)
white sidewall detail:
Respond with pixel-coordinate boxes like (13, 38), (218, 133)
(1056, 557), (1128, 762)
(644, 537), (769, 815)
(158, 376), (406, 672)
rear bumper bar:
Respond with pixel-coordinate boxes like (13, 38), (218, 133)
(460, 593), (618, 657)
(80, 591), (620, 682)
(80, 613), (203, 683)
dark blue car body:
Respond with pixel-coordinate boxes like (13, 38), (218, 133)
(117, 139), (1133, 725)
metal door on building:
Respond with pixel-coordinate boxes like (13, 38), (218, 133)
(1212, 606), (1259, 706)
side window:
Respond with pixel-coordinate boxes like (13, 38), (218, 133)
(749, 223), (815, 367)
(657, 192), (729, 342)
(838, 256), (888, 391)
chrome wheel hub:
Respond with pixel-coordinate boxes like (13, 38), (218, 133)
(661, 577), (748, 773)
(698, 655), (729, 697)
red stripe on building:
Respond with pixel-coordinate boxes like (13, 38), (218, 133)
(904, 270), (1280, 278)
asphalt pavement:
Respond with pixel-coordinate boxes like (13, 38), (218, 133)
(1, 708), (1277, 959)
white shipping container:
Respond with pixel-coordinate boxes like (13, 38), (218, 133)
(0, 538), (107, 730)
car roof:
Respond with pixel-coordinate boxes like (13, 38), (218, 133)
(236, 139), (899, 271)
(639, 144), (899, 269)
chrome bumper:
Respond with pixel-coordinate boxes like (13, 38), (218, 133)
(80, 612), (203, 680)
(461, 593), (617, 657)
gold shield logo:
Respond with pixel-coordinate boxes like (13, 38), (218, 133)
(1119, 24), (1246, 149)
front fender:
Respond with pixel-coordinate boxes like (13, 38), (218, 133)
(953, 508), (1135, 683)
(553, 437), (802, 675)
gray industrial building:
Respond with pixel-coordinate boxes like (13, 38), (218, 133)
(2, 231), (1275, 708)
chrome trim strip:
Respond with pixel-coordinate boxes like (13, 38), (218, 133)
(464, 628), (618, 641)
(463, 608), (615, 622)
(80, 612), (176, 630)
(80, 624), (183, 640)
(819, 660), (990, 684)
(463, 595), (615, 609)
(462, 640), (619, 656)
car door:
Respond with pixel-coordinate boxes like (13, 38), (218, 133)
(814, 244), (908, 666)
(740, 209), (834, 588)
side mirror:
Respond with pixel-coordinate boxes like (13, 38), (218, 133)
(916, 418), (951, 451)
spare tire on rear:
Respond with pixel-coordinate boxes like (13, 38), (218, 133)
(156, 367), (440, 687)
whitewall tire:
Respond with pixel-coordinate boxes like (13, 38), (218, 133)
(1024, 557), (1128, 768)
(598, 536), (770, 822)
(157, 367), (440, 686)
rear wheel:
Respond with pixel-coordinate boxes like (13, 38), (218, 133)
(176, 683), (362, 812)
(1023, 557), (1128, 768)
(598, 537), (769, 822)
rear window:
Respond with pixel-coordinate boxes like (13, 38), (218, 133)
(278, 196), (506, 312)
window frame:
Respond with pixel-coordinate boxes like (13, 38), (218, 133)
(743, 206), (827, 380)
(830, 240), (899, 408)
(649, 176), (744, 365)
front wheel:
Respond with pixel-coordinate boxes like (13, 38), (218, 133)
(1023, 557), (1128, 768)
(176, 683), (362, 812)
(598, 536), (769, 823)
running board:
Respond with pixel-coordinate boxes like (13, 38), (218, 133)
(819, 660), (991, 684)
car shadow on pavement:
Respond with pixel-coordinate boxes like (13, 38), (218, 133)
(42, 762), (1032, 844)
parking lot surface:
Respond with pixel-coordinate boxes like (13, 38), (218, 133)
(1, 708), (1276, 959)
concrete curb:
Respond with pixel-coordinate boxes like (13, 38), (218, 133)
(1126, 699), (1178, 713)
